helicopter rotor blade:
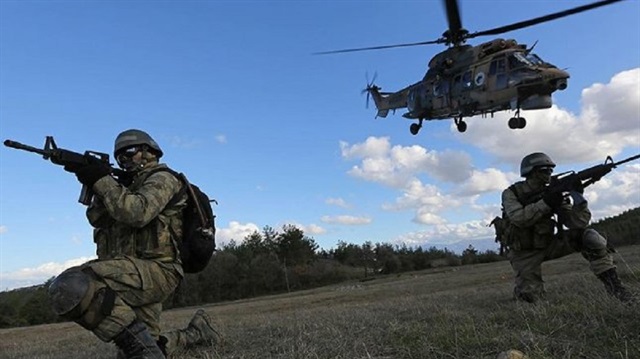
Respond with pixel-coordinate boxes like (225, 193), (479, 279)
(467, 0), (625, 39)
(313, 39), (442, 55)
(443, 0), (463, 35)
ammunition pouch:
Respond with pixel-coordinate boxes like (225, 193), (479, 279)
(506, 223), (531, 251)
(506, 217), (556, 251)
(532, 217), (556, 248)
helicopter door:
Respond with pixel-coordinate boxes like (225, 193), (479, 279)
(433, 79), (450, 110)
(488, 56), (508, 91)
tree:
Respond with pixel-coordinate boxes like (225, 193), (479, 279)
(375, 243), (401, 274)
(274, 225), (319, 291)
(461, 245), (478, 265)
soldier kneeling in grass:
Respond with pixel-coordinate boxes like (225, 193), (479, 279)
(495, 152), (634, 304)
(48, 129), (220, 358)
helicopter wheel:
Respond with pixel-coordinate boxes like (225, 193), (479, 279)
(454, 117), (467, 133)
(508, 117), (526, 129)
(456, 120), (467, 133)
(410, 123), (421, 135)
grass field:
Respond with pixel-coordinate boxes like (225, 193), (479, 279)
(1, 246), (639, 359)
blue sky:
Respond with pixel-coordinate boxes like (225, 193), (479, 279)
(1, 0), (639, 290)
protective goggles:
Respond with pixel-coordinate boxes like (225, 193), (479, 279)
(116, 146), (141, 163)
(535, 165), (554, 174)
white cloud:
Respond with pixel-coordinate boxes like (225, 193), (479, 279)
(340, 138), (487, 224)
(412, 209), (447, 225)
(0, 225), (6, 235)
(340, 136), (390, 160)
(326, 197), (350, 208)
(584, 163), (640, 220)
(382, 179), (457, 212)
(321, 215), (372, 225)
(392, 220), (495, 247)
(216, 221), (260, 246)
(0, 256), (96, 291)
(287, 223), (326, 235)
(341, 137), (472, 188)
(583, 69), (640, 134)
(458, 68), (640, 164)
(457, 168), (516, 196)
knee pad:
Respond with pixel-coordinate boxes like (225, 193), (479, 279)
(48, 269), (94, 317)
(582, 228), (607, 250)
(48, 268), (117, 330)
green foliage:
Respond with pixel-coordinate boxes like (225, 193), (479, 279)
(461, 244), (479, 265)
(591, 207), (640, 247)
(0, 278), (61, 328)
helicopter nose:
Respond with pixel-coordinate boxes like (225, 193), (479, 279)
(555, 78), (568, 90)
(548, 68), (569, 91)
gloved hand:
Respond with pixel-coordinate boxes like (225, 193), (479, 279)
(75, 163), (112, 187)
(63, 163), (84, 173)
(115, 171), (134, 187)
(572, 179), (584, 194)
(542, 190), (564, 209)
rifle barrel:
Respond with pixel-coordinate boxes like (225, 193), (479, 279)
(614, 154), (640, 167)
(3, 140), (48, 156)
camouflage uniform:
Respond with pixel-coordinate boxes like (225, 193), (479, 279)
(50, 130), (222, 358)
(502, 178), (614, 302)
(52, 162), (187, 341)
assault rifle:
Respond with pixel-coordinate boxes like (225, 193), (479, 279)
(521, 153), (640, 205)
(4, 136), (127, 205)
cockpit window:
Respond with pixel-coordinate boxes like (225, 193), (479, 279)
(526, 53), (544, 65)
(511, 52), (545, 67)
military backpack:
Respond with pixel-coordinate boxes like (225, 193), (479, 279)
(152, 168), (217, 273)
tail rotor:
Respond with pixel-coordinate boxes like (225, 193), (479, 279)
(361, 72), (379, 108)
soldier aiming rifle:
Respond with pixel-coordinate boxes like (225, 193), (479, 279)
(4, 131), (221, 358)
(492, 152), (639, 303)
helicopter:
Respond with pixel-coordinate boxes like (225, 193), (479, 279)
(317, 0), (625, 135)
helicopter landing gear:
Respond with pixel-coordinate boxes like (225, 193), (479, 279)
(409, 119), (423, 135)
(508, 107), (526, 129)
(508, 117), (526, 129)
(454, 117), (467, 133)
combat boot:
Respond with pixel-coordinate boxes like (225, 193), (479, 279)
(113, 320), (165, 359)
(597, 268), (635, 303)
(160, 309), (222, 356)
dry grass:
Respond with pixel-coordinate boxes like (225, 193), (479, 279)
(2, 246), (639, 359)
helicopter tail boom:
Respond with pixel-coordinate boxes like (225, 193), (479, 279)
(365, 85), (407, 118)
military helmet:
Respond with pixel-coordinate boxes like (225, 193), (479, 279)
(520, 152), (555, 177)
(114, 129), (163, 158)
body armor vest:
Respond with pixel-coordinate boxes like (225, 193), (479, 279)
(92, 164), (186, 262)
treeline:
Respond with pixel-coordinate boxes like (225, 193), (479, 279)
(169, 225), (503, 308)
(0, 225), (502, 328)
(0, 278), (63, 328)
(1, 207), (638, 328)
(591, 207), (640, 247)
